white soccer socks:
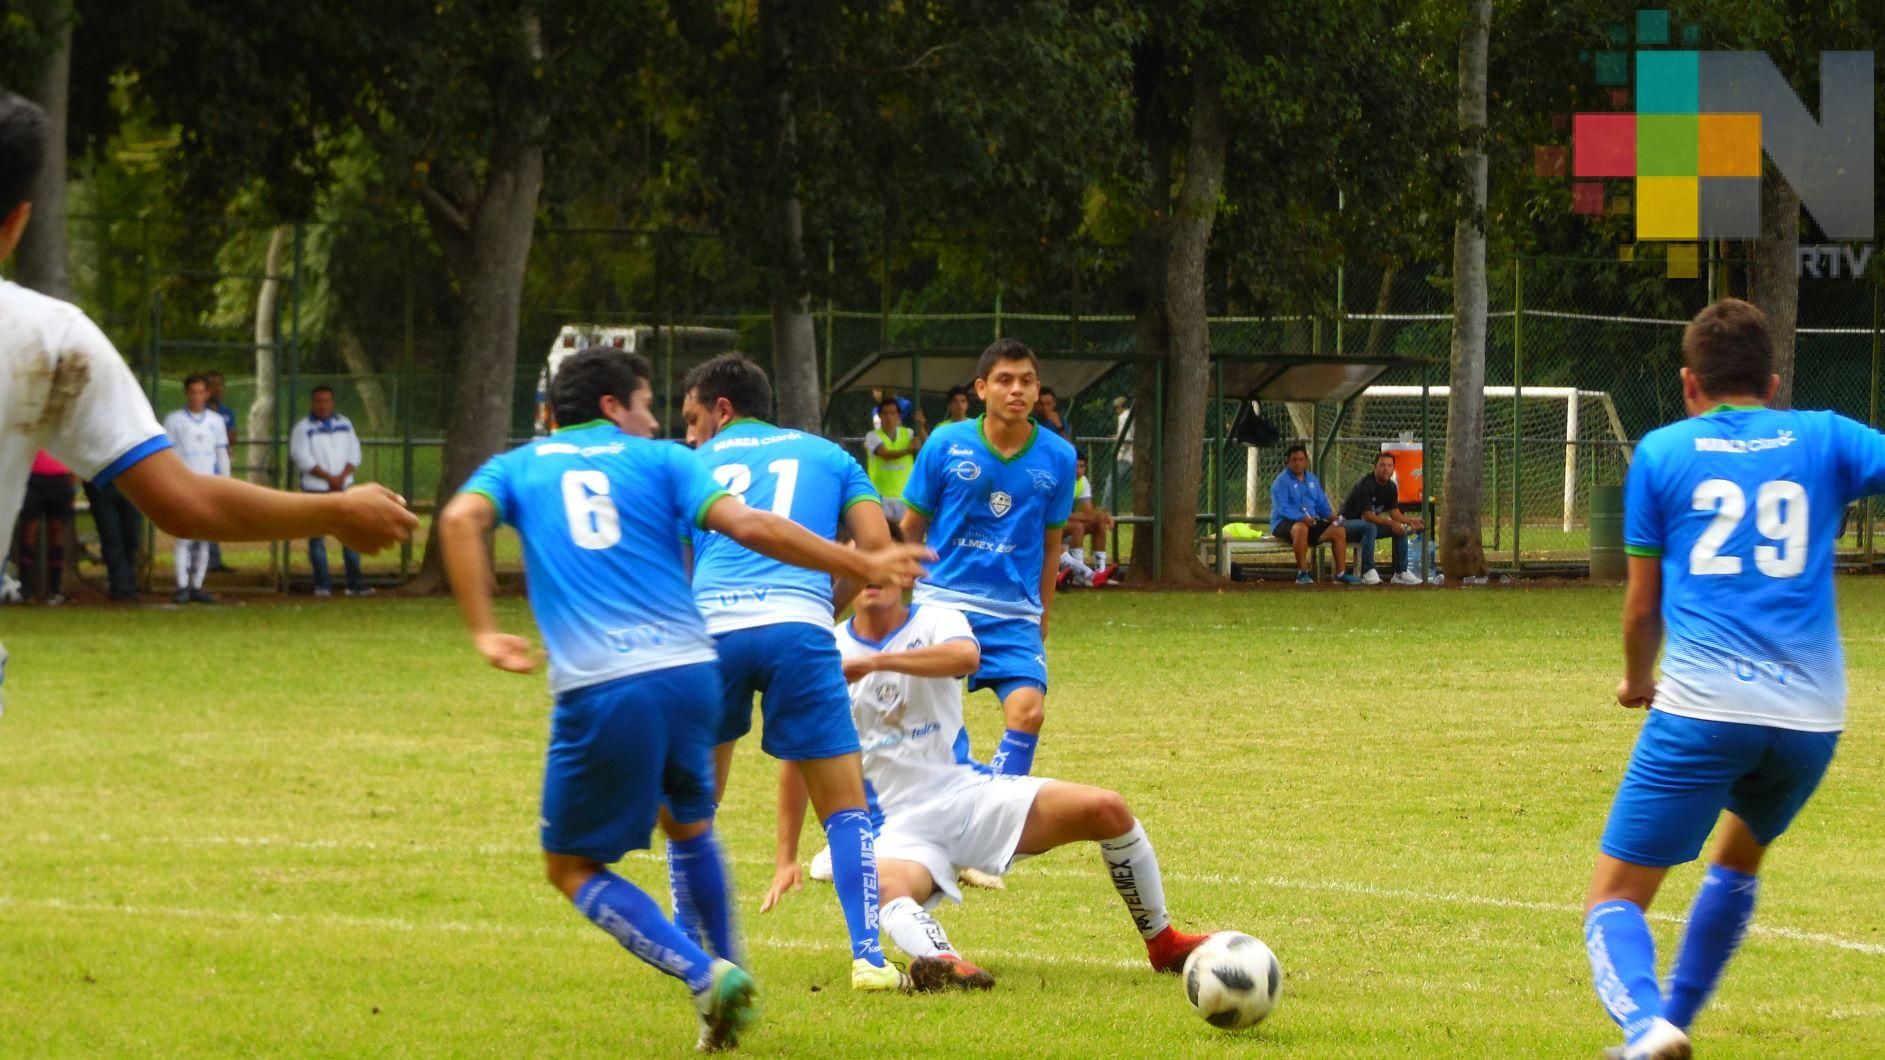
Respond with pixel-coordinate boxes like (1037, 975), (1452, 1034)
(1100, 820), (1171, 940)
(882, 895), (956, 959)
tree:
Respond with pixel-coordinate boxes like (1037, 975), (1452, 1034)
(12, 0), (72, 299)
(1439, 0), (1492, 580)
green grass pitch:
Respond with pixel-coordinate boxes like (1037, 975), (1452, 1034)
(3, 585), (1885, 1056)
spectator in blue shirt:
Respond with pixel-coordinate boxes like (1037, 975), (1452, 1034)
(1269, 444), (1355, 585)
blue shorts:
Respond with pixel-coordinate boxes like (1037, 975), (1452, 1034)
(1600, 709), (1840, 868)
(540, 663), (720, 863)
(713, 623), (862, 761)
(963, 612), (1047, 700)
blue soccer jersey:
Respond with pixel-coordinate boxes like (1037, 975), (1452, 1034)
(1624, 405), (1885, 731)
(902, 416), (1077, 621)
(460, 421), (730, 694)
(689, 419), (880, 633)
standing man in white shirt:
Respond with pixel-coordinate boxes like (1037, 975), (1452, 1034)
(0, 90), (416, 717)
(290, 386), (372, 597)
(162, 374), (231, 603)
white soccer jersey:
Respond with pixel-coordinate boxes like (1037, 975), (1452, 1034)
(163, 408), (230, 476)
(835, 604), (980, 814)
(0, 280), (170, 709)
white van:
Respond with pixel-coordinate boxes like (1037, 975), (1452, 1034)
(533, 323), (741, 436)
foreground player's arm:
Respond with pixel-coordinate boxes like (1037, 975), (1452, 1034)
(1617, 555), (1663, 708)
(438, 490), (538, 674)
(842, 637), (980, 682)
(703, 497), (927, 587)
(761, 764), (812, 913)
(115, 449), (416, 552)
(832, 498), (892, 615)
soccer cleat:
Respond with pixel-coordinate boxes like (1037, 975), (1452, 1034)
(1091, 565), (1116, 588)
(1294, 571), (1315, 585)
(1391, 570), (1423, 585)
(851, 957), (913, 992)
(1335, 572), (1361, 585)
(1145, 925), (1213, 974)
(693, 959), (759, 1053)
(1359, 568), (1382, 585)
(957, 867), (1005, 890)
(909, 954), (995, 992)
(1616, 1019), (1691, 1060)
(1056, 567), (1074, 590)
(808, 846), (833, 883)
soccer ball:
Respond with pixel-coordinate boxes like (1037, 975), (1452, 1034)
(1183, 931), (1281, 1030)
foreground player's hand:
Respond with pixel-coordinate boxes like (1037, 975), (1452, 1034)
(842, 656), (877, 683)
(476, 631), (539, 674)
(760, 862), (803, 913)
(335, 483), (421, 553)
(1616, 675), (1656, 709)
(859, 543), (932, 589)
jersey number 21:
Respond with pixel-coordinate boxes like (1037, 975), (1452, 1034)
(713, 459), (800, 519)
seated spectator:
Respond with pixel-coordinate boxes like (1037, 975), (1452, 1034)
(943, 385), (973, 423)
(13, 449), (75, 603)
(1269, 443), (1355, 585)
(865, 394), (925, 526)
(163, 374), (230, 604)
(1035, 386), (1074, 442)
(1340, 450), (1426, 586)
(1062, 453), (1114, 576)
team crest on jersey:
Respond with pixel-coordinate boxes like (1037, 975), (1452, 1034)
(951, 460), (982, 482)
(1026, 468), (1058, 492)
(989, 490), (1012, 517)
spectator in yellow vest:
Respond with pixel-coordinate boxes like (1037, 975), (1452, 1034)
(865, 395), (925, 524)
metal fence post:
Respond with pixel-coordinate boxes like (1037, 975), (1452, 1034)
(1512, 255), (1523, 572)
(1153, 360), (1165, 581)
(401, 225), (417, 580)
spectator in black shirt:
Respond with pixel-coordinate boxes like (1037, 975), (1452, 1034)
(1340, 450), (1426, 585)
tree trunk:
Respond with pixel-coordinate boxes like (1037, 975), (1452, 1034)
(1126, 44), (1169, 578)
(410, 12), (547, 592)
(761, 0), (821, 430)
(1748, 175), (1800, 409)
(14, 0), (71, 300)
(336, 327), (394, 436)
(1439, 0), (1491, 579)
(1156, 67), (1228, 587)
(247, 224), (290, 484)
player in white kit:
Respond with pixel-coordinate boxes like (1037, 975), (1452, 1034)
(162, 374), (232, 603)
(766, 584), (1212, 991)
(0, 90), (416, 714)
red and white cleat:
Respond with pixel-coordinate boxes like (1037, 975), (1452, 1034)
(1145, 925), (1213, 974)
(909, 954), (996, 992)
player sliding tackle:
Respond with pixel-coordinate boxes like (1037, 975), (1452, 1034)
(765, 585), (1212, 990)
(900, 338), (1077, 777)
(1584, 299), (1885, 1060)
(439, 348), (928, 1052)
(676, 352), (910, 992)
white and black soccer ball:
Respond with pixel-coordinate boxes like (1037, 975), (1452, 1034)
(1183, 931), (1282, 1030)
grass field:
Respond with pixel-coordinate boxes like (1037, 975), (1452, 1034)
(4, 584), (1885, 1056)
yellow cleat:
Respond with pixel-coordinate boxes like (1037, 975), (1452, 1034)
(850, 957), (913, 993)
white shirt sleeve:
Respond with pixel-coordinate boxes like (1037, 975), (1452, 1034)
(163, 409), (186, 447)
(346, 420), (362, 468)
(215, 431), (231, 477)
(42, 313), (168, 482)
(865, 429), (885, 456)
(289, 420), (314, 474)
(924, 605), (976, 645)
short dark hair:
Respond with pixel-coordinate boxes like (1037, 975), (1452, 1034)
(310, 384), (334, 398)
(1076, 451), (1088, 465)
(877, 394), (902, 413)
(1039, 385), (1056, 399)
(1375, 450), (1397, 465)
(183, 373), (209, 390)
(552, 346), (652, 428)
(1285, 443), (1308, 459)
(976, 337), (1038, 380)
(1684, 298), (1775, 399)
(946, 385), (970, 402)
(683, 352), (772, 420)
(0, 92), (47, 220)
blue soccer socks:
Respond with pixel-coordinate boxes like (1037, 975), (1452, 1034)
(574, 870), (715, 993)
(822, 808), (887, 967)
(668, 829), (741, 965)
(991, 729), (1039, 777)
(1664, 864), (1759, 1029)
(1585, 899), (1665, 1046)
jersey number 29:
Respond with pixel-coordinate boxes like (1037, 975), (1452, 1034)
(1689, 478), (1807, 578)
(712, 459), (800, 519)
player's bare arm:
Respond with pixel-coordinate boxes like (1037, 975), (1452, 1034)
(115, 448), (418, 553)
(762, 764), (812, 913)
(1038, 526), (1063, 641)
(704, 496), (929, 587)
(832, 498), (892, 615)
(899, 506), (930, 546)
(438, 491), (538, 674)
(842, 638), (979, 682)
(1617, 553), (1663, 708)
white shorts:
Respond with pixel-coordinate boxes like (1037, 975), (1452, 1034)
(880, 497), (908, 524)
(875, 772), (1050, 909)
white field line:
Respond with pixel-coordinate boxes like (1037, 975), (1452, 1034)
(9, 830), (1885, 959)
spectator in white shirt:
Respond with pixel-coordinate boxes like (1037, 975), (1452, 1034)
(162, 374), (230, 604)
(290, 386), (372, 597)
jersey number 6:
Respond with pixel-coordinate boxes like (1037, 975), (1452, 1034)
(1689, 477), (1807, 578)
